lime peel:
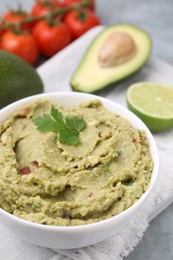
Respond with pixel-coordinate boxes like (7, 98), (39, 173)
(127, 82), (173, 132)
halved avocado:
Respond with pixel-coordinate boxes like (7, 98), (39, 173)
(70, 24), (152, 93)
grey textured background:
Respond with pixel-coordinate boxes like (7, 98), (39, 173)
(0, 1), (173, 259)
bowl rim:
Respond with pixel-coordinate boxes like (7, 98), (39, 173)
(0, 91), (159, 231)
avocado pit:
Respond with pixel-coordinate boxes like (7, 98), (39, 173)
(98, 31), (136, 68)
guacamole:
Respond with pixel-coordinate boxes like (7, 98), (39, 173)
(0, 99), (153, 226)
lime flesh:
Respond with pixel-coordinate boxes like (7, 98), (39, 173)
(127, 82), (173, 132)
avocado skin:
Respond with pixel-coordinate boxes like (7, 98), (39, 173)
(0, 50), (44, 109)
(70, 24), (152, 93)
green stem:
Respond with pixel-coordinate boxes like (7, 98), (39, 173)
(77, 8), (88, 21)
(13, 22), (22, 34)
(0, 0), (91, 32)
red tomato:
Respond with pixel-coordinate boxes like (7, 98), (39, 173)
(0, 26), (5, 38)
(0, 20), (7, 37)
(31, 0), (59, 16)
(33, 20), (71, 57)
(0, 30), (4, 38)
(20, 167), (31, 175)
(55, 0), (95, 10)
(64, 8), (100, 39)
(2, 11), (33, 31)
(1, 31), (39, 64)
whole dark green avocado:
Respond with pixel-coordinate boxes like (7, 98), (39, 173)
(0, 50), (44, 109)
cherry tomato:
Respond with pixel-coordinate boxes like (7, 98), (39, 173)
(31, 0), (59, 16)
(64, 8), (100, 39)
(33, 20), (71, 57)
(55, 0), (95, 10)
(1, 31), (39, 64)
(0, 19), (7, 37)
(0, 30), (4, 38)
(2, 11), (33, 31)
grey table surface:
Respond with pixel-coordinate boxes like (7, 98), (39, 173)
(0, 0), (173, 259)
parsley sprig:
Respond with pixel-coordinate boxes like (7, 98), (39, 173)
(33, 106), (86, 145)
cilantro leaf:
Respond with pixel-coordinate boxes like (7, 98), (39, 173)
(65, 116), (86, 133)
(33, 114), (60, 132)
(51, 106), (64, 131)
(33, 106), (86, 146)
(59, 126), (80, 145)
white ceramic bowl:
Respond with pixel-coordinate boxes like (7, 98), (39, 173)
(0, 92), (159, 249)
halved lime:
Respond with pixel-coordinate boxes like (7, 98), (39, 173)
(127, 82), (173, 132)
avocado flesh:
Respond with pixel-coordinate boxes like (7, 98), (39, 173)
(71, 24), (152, 93)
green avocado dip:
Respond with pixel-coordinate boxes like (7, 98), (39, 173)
(0, 99), (153, 226)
